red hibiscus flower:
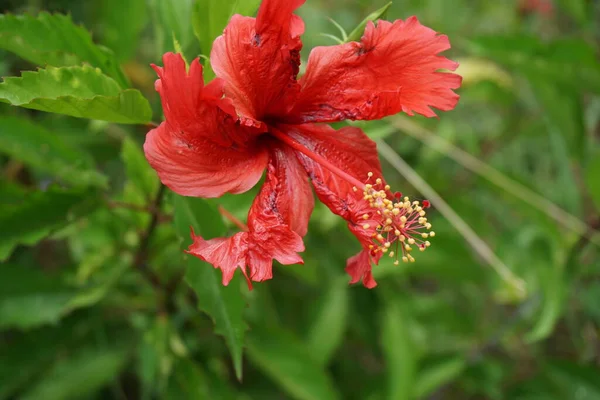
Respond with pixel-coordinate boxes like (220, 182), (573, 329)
(144, 0), (461, 289)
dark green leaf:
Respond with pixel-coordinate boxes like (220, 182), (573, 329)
(20, 346), (128, 400)
(247, 326), (340, 400)
(0, 187), (99, 261)
(121, 137), (159, 200)
(0, 116), (107, 188)
(172, 194), (247, 380)
(585, 148), (600, 213)
(413, 356), (466, 399)
(151, 0), (194, 55)
(381, 300), (417, 400)
(305, 277), (348, 366)
(0, 12), (128, 87)
(0, 65), (152, 123)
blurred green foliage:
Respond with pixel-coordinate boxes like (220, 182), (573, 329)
(1, 0), (600, 399)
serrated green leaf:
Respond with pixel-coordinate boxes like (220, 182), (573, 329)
(247, 326), (340, 400)
(0, 12), (128, 87)
(20, 346), (128, 400)
(0, 116), (107, 188)
(345, 2), (392, 43)
(172, 194), (247, 380)
(121, 137), (159, 200)
(381, 300), (417, 400)
(305, 277), (348, 366)
(0, 65), (152, 123)
(0, 187), (100, 262)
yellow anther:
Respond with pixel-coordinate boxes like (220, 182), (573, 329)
(389, 251), (395, 257)
(408, 238), (415, 245)
(384, 242), (391, 248)
(429, 231), (435, 237)
(404, 244), (411, 251)
(400, 216), (407, 223)
(381, 248), (388, 253)
(394, 260), (400, 265)
(376, 234), (384, 241)
(362, 214), (369, 220)
(419, 210), (426, 217)
(384, 185), (391, 190)
(400, 235), (406, 241)
(385, 218), (392, 225)
(419, 246), (425, 252)
(367, 172), (373, 177)
(394, 229), (401, 236)
(421, 233), (429, 238)
(425, 241), (431, 247)
(375, 178), (382, 184)
(402, 256), (409, 263)
(425, 223), (432, 229)
(352, 186), (358, 192)
(369, 244), (374, 249)
(363, 223), (370, 229)
(409, 255), (415, 262)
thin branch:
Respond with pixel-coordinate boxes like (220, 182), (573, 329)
(389, 116), (600, 247)
(134, 184), (167, 294)
(377, 140), (527, 296)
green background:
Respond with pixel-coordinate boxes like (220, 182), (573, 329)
(1, 0), (600, 399)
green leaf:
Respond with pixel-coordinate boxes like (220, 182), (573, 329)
(585, 148), (600, 213)
(0, 187), (99, 262)
(151, 0), (194, 55)
(0, 12), (128, 88)
(138, 316), (172, 398)
(121, 137), (159, 200)
(167, 358), (211, 399)
(192, 0), (261, 54)
(0, 65), (152, 124)
(0, 116), (107, 188)
(413, 356), (466, 399)
(381, 300), (417, 400)
(92, 0), (149, 61)
(305, 277), (349, 366)
(544, 360), (600, 400)
(0, 265), (74, 329)
(247, 326), (340, 400)
(345, 2), (392, 43)
(20, 346), (128, 400)
(172, 194), (247, 380)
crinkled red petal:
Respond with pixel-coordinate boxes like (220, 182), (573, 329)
(144, 53), (269, 197)
(289, 17), (461, 123)
(211, 0), (305, 123)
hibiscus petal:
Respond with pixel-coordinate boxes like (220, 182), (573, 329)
(346, 250), (377, 289)
(144, 53), (269, 198)
(187, 154), (306, 288)
(187, 229), (250, 287)
(282, 123), (383, 213)
(264, 144), (314, 237)
(210, 0), (306, 122)
(290, 17), (462, 123)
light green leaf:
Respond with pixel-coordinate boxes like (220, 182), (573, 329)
(585, 149), (600, 213)
(0, 187), (100, 262)
(151, 0), (194, 56)
(0, 116), (107, 188)
(172, 195), (247, 380)
(0, 65), (152, 124)
(121, 137), (159, 200)
(0, 12), (128, 87)
(381, 300), (417, 400)
(413, 356), (466, 399)
(345, 2), (392, 43)
(305, 277), (349, 366)
(20, 346), (128, 400)
(247, 326), (340, 400)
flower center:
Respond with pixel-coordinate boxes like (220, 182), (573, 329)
(358, 173), (434, 265)
(270, 128), (434, 264)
